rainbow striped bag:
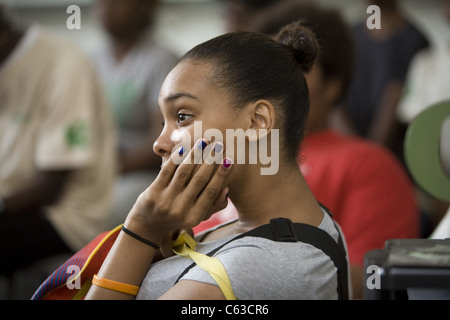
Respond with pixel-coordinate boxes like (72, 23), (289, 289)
(31, 225), (122, 300)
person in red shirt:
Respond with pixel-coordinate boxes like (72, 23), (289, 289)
(299, 131), (419, 298)
(195, 2), (420, 299)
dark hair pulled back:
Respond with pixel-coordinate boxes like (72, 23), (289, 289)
(180, 22), (319, 161)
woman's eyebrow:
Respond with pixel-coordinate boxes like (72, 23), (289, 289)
(164, 92), (199, 103)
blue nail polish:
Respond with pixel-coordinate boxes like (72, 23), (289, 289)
(214, 143), (223, 153)
(178, 147), (184, 156)
(198, 140), (207, 150)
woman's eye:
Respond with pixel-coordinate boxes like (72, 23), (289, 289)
(177, 113), (192, 123)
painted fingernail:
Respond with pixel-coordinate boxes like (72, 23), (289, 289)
(223, 158), (232, 169)
(198, 140), (207, 150)
(178, 146), (184, 156)
(214, 142), (223, 153)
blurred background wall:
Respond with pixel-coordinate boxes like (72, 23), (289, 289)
(7, 0), (450, 57)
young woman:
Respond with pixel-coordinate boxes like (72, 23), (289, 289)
(85, 21), (349, 300)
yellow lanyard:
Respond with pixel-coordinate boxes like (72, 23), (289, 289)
(172, 232), (237, 300)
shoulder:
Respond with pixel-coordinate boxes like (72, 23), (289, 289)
(329, 133), (401, 167)
(35, 27), (88, 60)
(392, 23), (429, 57)
(403, 22), (429, 44)
(303, 131), (414, 195)
(184, 214), (341, 299)
(337, 135), (413, 189)
(136, 37), (179, 67)
(31, 27), (97, 79)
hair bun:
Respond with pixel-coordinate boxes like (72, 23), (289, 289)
(275, 21), (319, 73)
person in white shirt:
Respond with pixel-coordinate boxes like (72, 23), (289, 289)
(397, 0), (450, 123)
(0, 7), (116, 275)
(397, 47), (450, 123)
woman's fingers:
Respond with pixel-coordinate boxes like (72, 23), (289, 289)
(151, 151), (180, 189)
(192, 157), (232, 219)
(151, 138), (205, 189)
(169, 139), (208, 190)
(179, 141), (226, 197)
(170, 139), (232, 226)
(144, 138), (231, 229)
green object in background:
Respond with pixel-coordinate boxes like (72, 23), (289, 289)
(404, 100), (450, 202)
(66, 121), (89, 149)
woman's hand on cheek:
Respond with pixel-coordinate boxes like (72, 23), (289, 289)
(123, 139), (233, 247)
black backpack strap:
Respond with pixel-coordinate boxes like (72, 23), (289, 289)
(176, 217), (349, 300)
(261, 218), (349, 300)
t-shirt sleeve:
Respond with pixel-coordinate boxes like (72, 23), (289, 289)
(35, 51), (100, 170)
(182, 243), (279, 300)
(181, 238), (338, 300)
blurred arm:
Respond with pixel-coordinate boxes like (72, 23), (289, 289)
(2, 170), (71, 216)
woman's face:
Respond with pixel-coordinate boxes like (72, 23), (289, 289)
(153, 60), (248, 167)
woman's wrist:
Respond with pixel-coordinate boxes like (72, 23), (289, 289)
(123, 206), (169, 247)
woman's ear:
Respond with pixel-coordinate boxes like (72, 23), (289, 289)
(248, 100), (276, 141)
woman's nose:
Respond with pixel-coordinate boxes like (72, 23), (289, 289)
(153, 127), (173, 159)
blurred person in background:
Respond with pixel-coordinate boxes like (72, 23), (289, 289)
(338, 0), (429, 162)
(0, 4), (116, 280)
(92, 0), (178, 228)
(221, 0), (283, 32)
(398, 0), (450, 122)
(397, 0), (450, 234)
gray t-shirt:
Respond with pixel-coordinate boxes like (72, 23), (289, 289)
(137, 211), (348, 300)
